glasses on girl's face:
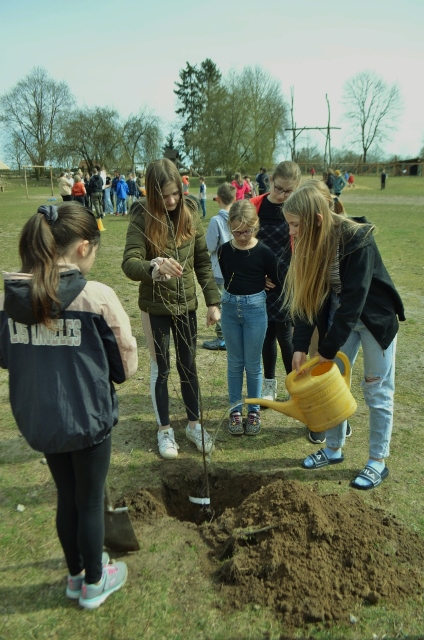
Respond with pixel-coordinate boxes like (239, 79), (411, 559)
(232, 228), (255, 237)
(273, 184), (293, 195)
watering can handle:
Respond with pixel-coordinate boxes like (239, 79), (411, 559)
(294, 351), (352, 386)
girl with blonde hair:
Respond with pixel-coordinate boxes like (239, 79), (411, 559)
(231, 172), (250, 200)
(218, 200), (279, 435)
(122, 158), (221, 460)
(283, 184), (405, 490)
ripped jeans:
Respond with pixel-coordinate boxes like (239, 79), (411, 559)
(325, 318), (397, 459)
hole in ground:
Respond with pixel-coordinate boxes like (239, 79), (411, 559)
(120, 460), (285, 524)
(117, 461), (424, 629)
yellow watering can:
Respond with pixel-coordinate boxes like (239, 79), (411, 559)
(245, 351), (357, 433)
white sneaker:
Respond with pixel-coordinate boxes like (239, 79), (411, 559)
(262, 378), (277, 401)
(185, 424), (215, 453)
(157, 428), (179, 459)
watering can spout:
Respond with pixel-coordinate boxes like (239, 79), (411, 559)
(244, 398), (306, 423)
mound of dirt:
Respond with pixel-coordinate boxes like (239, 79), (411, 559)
(121, 466), (424, 628)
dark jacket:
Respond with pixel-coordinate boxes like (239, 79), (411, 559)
(292, 217), (405, 360)
(250, 193), (291, 322)
(127, 178), (138, 197)
(88, 173), (103, 194)
(122, 197), (220, 316)
(326, 174), (334, 191)
(0, 269), (138, 453)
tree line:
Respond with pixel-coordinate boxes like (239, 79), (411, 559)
(0, 67), (162, 177)
(0, 63), (403, 178)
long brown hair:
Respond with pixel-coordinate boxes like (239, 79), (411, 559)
(142, 158), (195, 256)
(271, 160), (302, 187)
(19, 203), (100, 327)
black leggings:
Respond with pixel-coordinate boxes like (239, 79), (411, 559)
(45, 436), (111, 584)
(262, 319), (293, 378)
(144, 312), (199, 425)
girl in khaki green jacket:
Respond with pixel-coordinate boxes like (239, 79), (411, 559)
(122, 159), (221, 460)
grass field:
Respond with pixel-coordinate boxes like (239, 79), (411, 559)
(0, 175), (423, 640)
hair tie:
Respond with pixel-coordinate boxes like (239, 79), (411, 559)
(38, 205), (58, 224)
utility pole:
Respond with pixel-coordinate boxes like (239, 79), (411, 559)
(285, 93), (340, 171)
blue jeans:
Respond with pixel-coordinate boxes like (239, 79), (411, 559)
(220, 290), (268, 413)
(117, 197), (126, 214)
(104, 187), (113, 213)
(200, 199), (206, 218)
(325, 318), (397, 459)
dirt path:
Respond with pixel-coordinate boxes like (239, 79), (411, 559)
(341, 194), (424, 205)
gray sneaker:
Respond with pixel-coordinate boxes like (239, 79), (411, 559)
(245, 411), (261, 435)
(79, 562), (128, 609)
(66, 551), (110, 600)
(228, 411), (244, 435)
(203, 337), (226, 350)
(157, 428), (179, 459)
(185, 424), (215, 453)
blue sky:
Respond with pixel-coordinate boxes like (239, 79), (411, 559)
(0, 0), (423, 159)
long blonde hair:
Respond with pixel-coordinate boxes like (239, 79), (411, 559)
(228, 199), (258, 233)
(142, 158), (195, 256)
(283, 185), (350, 322)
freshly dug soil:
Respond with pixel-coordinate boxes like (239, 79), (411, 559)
(120, 463), (424, 628)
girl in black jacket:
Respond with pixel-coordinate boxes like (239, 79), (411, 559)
(0, 203), (138, 607)
(283, 184), (405, 490)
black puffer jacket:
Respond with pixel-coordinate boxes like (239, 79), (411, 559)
(292, 218), (405, 360)
(0, 268), (138, 453)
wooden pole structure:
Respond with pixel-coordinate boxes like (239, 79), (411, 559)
(24, 166), (29, 199)
(50, 167), (54, 196)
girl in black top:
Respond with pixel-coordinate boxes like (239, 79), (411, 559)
(218, 200), (279, 436)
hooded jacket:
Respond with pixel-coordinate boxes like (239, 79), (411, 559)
(88, 173), (103, 194)
(0, 268), (138, 453)
(333, 174), (347, 194)
(292, 218), (405, 360)
(205, 208), (232, 282)
(116, 177), (129, 199)
(122, 197), (220, 316)
(58, 176), (73, 196)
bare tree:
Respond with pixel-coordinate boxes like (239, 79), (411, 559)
(120, 109), (162, 172)
(287, 87), (304, 162)
(0, 67), (74, 177)
(3, 133), (26, 173)
(55, 106), (121, 172)
(342, 71), (402, 163)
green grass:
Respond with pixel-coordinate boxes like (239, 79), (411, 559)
(0, 178), (423, 639)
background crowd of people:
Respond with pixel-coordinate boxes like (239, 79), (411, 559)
(57, 167), (146, 217)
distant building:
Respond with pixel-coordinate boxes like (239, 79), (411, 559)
(400, 158), (422, 176)
(163, 148), (189, 174)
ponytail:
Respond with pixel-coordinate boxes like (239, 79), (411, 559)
(19, 203), (100, 327)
